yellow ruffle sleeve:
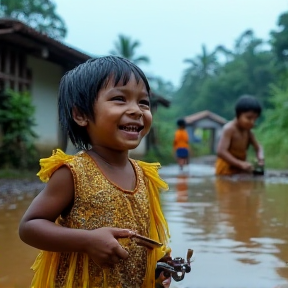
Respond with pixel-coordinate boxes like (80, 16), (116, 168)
(36, 149), (74, 182)
(137, 160), (170, 288)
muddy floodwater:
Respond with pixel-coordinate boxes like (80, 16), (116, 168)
(1, 163), (288, 288)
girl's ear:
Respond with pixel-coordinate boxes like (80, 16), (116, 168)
(72, 107), (88, 127)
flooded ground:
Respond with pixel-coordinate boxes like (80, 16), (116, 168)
(160, 164), (288, 288)
(1, 163), (288, 288)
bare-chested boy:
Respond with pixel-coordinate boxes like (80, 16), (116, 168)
(215, 95), (264, 175)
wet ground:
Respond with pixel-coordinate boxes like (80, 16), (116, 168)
(1, 161), (288, 288)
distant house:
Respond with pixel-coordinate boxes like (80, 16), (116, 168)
(0, 18), (169, 157)
(184, 110), (227, 153)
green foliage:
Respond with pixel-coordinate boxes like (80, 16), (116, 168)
(152, 11), (288, 169)
(183, 44), (218, 81)
(190, 130), (212, 157)
(149, 76), (175, 100)
(141, 106), (176, 165)
(0, 168), (38, 179)
(175, 29), (277, 120)
(0, 90), (38, 169)
(0, 0), (67, 39)
(270, 11), (288, 64)
(191, 143), (210, 157)
(256, 80), (288, 169)
(110, 35), (149, 65)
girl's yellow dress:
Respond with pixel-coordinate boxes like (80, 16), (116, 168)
(31, 149), (170, 288)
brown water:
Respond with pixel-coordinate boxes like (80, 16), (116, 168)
(1, 166), (288, 288)
(161, 169), (288, 288)
(0, 195), (39, 288)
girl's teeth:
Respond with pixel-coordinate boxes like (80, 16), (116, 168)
(123, 126), (138, 132)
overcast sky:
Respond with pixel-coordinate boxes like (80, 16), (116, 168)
(55, 0), (288, 87)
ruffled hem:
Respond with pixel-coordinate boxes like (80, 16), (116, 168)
(137, 160), (170, 288)
(31, 251), (90, 288)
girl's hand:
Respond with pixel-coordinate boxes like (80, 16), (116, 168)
(158, 271), (171, 288)
(161, 275), (171, 288)
(84, 227), (133, 267)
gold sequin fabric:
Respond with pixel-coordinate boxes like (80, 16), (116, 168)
(38, 151), (150, 288)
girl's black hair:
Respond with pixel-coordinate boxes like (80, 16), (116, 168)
(58, 56), (151, 150)
(235, 95), (262, 118)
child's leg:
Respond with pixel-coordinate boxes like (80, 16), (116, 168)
(178, 158), (185, 169)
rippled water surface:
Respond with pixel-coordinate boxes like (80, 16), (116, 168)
(160, 165), (288, 288)
(1, 164), (288, 288)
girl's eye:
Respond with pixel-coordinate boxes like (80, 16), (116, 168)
(139, 99), (150, 107)
(111, 96), (125, 101)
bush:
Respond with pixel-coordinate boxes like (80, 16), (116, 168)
(0, 90), (38, 169)
(257, 81), (288, 169)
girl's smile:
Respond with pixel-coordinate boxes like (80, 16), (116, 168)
(119, 123), (145, 140)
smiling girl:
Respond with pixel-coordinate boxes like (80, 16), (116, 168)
(19, 56), (171, 288)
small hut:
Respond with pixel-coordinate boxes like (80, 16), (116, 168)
(184, 110), (227, 154)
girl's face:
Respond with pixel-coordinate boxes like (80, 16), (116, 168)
(87, 74), (152, 151)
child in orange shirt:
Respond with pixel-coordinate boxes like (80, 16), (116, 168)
(173, 119), (190, 170)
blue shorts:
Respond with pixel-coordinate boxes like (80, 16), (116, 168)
(176, 148), (189, 158)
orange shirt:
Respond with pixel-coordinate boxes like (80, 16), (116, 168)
(173, 129), (189, 150)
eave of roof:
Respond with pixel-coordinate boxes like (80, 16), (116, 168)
(0, 18), (92, 68)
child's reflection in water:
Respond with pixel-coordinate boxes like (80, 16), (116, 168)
(176, 174), (189, 203)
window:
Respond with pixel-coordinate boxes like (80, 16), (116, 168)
(0, 45), (32, 92)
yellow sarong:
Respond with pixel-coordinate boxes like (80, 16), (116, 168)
(215, 149), (246, 175)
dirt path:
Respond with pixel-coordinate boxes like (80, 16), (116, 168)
(0, 178), (45, 207)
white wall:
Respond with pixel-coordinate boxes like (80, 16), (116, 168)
(192, 118), (223, 129)
(27, 56), (63, 150)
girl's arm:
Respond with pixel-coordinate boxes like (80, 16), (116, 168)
(19, 166), (131, 266)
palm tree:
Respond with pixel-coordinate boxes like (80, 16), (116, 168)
(234, 29), (264, 55)
(215, 45), (235, 63)
(182, 44), (218, 84)
(271, 12), (288, 63)
(110, 35), (149, 65)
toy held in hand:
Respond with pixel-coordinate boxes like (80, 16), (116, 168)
(253, 159), (265, 176)
(155, 249), (194, 282)
(131, 233), (163, 249)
